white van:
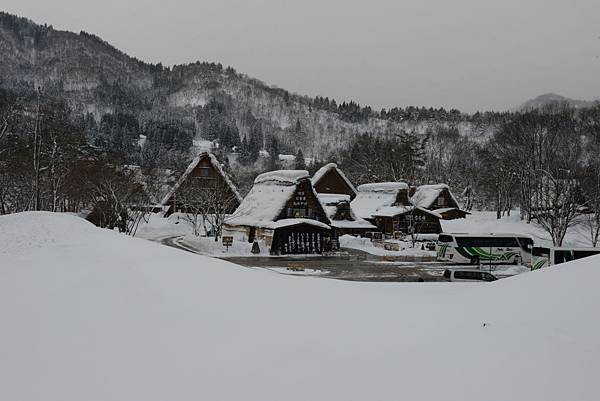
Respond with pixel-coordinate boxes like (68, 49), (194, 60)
(443, 269), (498, 282)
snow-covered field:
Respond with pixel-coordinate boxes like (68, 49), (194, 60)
(1, 211), (599, 401)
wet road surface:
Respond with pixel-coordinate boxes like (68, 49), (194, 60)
(157, 235), (492, 282)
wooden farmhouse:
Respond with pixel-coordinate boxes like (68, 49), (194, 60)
(311, 163), (358, 200)
(224, 170), (334, 255)
(161, 152), (242, 217)
(410, 184), (468, 220)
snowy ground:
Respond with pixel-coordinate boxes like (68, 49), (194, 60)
(1, 211), (599, 401)
(339, 234), (435, 257)
(135, 213), (271, 256)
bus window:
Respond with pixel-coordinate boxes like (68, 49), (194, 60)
(554, 250), (573, 264)
(532, 247), (550, 257)
(456, 236), (518, 248)
(496, 237), (519, 247)
(572, 250), (600, 260)
(438, 234), (454, 243)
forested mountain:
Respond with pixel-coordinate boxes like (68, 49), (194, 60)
(0, 11), (506, 165)
(516, 93), (599, 112)
(3, 11), (600, 246)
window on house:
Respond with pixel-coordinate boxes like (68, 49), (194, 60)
(198, 167), (213, 178)
(293, 208), (306, 218)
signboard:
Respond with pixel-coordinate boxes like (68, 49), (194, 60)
(222, 236), (233, 251)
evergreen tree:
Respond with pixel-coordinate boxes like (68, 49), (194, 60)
(295, 149), (306, 170)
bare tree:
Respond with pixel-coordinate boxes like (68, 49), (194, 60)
(177, 178), (240, 240)
(176, 178), (209, 236)
(0, 91), (19, 145)
(534, 169), (582, 246)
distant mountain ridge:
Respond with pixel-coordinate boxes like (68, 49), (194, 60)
(515, 93), (599, 112)
(0, 12), (507, 158)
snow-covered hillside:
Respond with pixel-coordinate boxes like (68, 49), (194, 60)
(1, 212), (599, 401)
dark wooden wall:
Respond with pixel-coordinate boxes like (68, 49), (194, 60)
(313, 169), (356, 200)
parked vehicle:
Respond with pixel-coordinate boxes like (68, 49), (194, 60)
(531, 246), (600, 270)
(436, 233), (534, 265)
(443, 269), (498, 282)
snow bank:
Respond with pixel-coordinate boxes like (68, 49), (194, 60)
(0, 211), (99, 256)
(2, 212), (600, 401)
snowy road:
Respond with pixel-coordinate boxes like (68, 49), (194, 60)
(156, 235), (524, 282)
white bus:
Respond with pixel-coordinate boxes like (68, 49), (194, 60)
(531, 247), (600, 270)
(436, 233), (534, 265)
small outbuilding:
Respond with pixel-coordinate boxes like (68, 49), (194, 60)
(318, 193), (377, 237)
(225, 170), (333, 255)
(410, 184), (469, 220)
(351, 182), (410, 223)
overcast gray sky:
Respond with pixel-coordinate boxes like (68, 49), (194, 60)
(3, 0), (600, 112)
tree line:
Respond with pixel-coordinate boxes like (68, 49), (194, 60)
(0, 88), (167, 235)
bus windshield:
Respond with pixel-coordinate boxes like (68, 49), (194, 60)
(532, 247), (550, 257)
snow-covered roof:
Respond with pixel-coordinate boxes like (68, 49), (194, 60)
(317, 193), (351, 205)
(329, 219), (377, 229)
(356, 182), (409, 192)
(311, 163), (357, 195)
(410, 184), (459, 209)
(254, 170), (309, 185)
(271, 218), (331, 230)
(432, 207), (456, 214)
(227, 170), (328, 230)
(278, 154), (296, 161)
(433, 207), (469, 216)
(351, 182), (409, 219)
(227, 181), (297, 228)
(373, 206), (442, 219)
(320, 196), (377, 230)
(160, 152), (242, 206)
